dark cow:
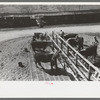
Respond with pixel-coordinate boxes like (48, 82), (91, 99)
(39, 33), (50, 41)
(60, 33), (83, 50)
(34, 32), (43, 39)
(67, 36), (84, 51)
(33, 33), (49, 41)
(32, 36), (36, 41)
(79, 45), (98, 59)
(31, 41), (51, 51)
(80, 36), (99, 59)
(34, 50), (62, 70)
(68, 38), (78, 47)
(63, 33), (78, 40)
(76, 37), (84, 51)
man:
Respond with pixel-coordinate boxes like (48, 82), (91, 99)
(92, 36), (99, 56)
(93, 36), (99, 46)
(60, 30), (65, 38)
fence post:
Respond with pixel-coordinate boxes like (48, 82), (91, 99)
(67, 46), (69, 57)
(56, 34), (58, 44)
(76, 54), (78, 67)
(52, 31), (55, 51)
(61, 39), (63, 50)
(52, 31), (54, 40)
(88, 66), (92, 81)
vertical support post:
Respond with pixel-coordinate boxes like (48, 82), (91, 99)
(52, 31), (54, 40)
(52, 31), (55, 52)
(88, 66), (92, 81)
(76, 54), (78, 67)
(67, 46), (69, 57)
(64, 60), (66, 70)
(61, 39), (63, 50)
(56, 34), (58, 44)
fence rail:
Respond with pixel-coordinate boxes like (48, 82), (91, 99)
(48, 31), (100, 81)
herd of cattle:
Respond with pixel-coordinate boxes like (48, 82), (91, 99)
(31, 32), (100, 72)
(31, 32), (62, 71)
(60, 32), (99, 59)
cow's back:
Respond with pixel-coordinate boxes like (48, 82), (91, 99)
(31, 41), (51, 51)
(68, 38), (77, 46)
(64, 34), (78, 40)
(86, 45), (97, 56)
(34, 52), (53, 62)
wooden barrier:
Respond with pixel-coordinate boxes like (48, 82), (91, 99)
(49, 31), (100, 81)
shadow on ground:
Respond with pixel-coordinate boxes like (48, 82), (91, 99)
(40, 67), (76, 81)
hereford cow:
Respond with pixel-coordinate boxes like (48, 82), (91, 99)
(34, 50), (62, 70)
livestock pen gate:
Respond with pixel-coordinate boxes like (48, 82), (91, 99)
(48, 32), (100, 81)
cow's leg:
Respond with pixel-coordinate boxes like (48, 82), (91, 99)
(54, 59), (58, 71)
(88, 67), (93, 81)
(78, 44), (81, 51)
(34, 60), (38, 68)
(82, 44), (84, 49)
(51, 61), (53, 70)
(85, 56), (88, 59)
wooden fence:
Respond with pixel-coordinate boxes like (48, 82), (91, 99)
(48, 31), (100, 81)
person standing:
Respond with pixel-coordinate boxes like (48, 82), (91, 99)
(94, 36), (99, 46)
(60, 30), (65, 38)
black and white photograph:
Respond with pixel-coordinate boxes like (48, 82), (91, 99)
(0, 3), (100, 81)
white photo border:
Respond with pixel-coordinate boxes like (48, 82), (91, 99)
(0, 2), (100, 98)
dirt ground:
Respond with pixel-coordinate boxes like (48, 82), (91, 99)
(0, 36), (33, 81)
(0, 23), (100, 81)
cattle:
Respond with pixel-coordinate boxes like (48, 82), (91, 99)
(34, 50), (62, 70)
(39, 33), (50, 41)
(31, 41), (51, 51)
(76, 37), (84, 51)
(80, 36), (99, 59)
(67, 36), (84, 51)
(79, 45), (98, 59)
(34, 32), (43, 40)
(60, 33), (84, 50)
(63, 33), (78, 40)
(68, 38), (78, 47)
(33, 32), (49, 41)
(32, 32), (51, 51)
(32, 36), (36, 41)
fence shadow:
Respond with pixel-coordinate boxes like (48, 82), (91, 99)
(41, 67), (75, 81)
